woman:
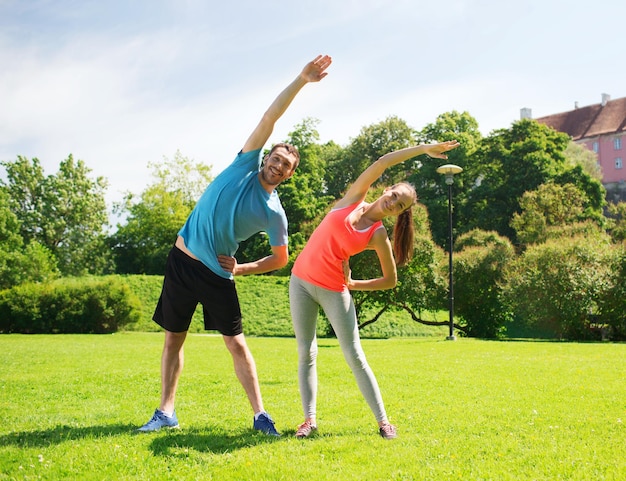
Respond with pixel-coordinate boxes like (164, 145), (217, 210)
(289, 140), (460, 439)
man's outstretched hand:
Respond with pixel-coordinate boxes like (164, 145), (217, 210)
(301, 54), (332, 83)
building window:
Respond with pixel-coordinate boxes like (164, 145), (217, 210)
(592, 141), (599, 153)
(615, 138), (622, 150)
(616, 158), (623, 169)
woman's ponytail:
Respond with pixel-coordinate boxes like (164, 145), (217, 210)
(393, 206), (415, 266)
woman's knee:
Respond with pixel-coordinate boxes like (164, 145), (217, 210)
(299, 349), (317, 366)
(297, 339), (318, 360)
(343, 349), (369, 371)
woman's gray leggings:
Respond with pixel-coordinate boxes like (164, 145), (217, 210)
(289, 274), (388, 423)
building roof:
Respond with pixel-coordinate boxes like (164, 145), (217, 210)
(534, 95), (626, 140)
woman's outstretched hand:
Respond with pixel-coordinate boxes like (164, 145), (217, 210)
(423, 140), (460, 159)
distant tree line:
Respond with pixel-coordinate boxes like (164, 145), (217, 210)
(2, 113), (626, 340)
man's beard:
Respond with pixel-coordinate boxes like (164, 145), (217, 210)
(260, 167), (282, 187)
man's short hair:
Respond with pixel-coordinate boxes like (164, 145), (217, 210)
(268, 142), (300, 169)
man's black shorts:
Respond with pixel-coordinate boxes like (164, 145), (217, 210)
(153, 245), (243, 336)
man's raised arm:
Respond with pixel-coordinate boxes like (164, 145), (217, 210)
(241, 54), (332, 153)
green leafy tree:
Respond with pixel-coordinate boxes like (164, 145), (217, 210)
(411, 111), (482, 246)
(280, 118), (337, 234)
(0, 241), (59, 289)
(325, 116), (416, 199)
(554, 164), (605, 218)
(462, 119), (572, 242)
(1, 155), (111, 276)
(146, 150), (213, 204)
(414, 112), (481, 241)
(112, 151), (213, 274)
(0, 156), (45, 243)
(0, 189), (58, 289)
(0, 188), (23, 251)
(563, 141), (603, 181)
(511, 182), (602, 246)
(606, 201), (626, 243)
(461, 121), (606, 246)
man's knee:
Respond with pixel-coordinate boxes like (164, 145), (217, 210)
(223, 333), (248, 355)
(164, 330), (187, 351)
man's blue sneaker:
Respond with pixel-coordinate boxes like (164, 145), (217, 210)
(137, 409), (180, 432)
(253, 412), (280, 436)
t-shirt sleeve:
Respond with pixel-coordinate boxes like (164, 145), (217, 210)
(231, 149), (262, 171)
(266, 209), (289, 247)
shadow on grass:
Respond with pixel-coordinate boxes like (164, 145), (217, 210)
(0, 423), (136, 448)
(147, 427), (281, 456)
(0, 424), (281, 455)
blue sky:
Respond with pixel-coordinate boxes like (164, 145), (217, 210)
(1, 0), (624, 215)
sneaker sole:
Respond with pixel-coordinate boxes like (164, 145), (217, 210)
(137, 424), (180, 433)
(296, 426), (317, 439)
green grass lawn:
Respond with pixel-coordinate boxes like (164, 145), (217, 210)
(1, 333), (624, 480)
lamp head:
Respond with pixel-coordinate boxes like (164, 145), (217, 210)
(436, 164), (463, 185)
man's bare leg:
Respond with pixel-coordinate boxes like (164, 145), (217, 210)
(159, 330), (187, 414)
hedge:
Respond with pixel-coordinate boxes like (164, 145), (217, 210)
(0, 277), (141, 333)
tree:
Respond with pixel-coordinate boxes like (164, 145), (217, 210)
(0, 156), (45, 243)
(325, 116), (417, 199)
(280, 118), (337, 236)
(511, 182), (601, 246)
(146, 150), (213, 205)
(0, 189), (58, 289)
(411, 111), (482, 246)
(462, 119), (572, 242)
(554, 164), (605, 218)
(112, 151), (213, 274)
(606, 201), (626, 243)
(563, 141), (603, 182)
(1, 155), (111, 276)
(112, 187), (191, 274)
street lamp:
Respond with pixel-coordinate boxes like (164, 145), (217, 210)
(436, 164), (463, 341)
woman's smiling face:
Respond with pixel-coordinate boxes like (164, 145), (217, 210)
(377, 183), (416, 217)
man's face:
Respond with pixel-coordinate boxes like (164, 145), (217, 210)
(259, 147), (298, 188)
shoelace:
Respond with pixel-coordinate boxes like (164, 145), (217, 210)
(296, 421), (315, 436)
(380, 424), (396, 436)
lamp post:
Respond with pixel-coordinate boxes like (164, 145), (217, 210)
(436, 164), (463, 341)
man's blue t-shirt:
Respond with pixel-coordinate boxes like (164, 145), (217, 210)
(178, 149), (288, 279)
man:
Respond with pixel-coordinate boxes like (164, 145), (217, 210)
(138, 54), (332, 436)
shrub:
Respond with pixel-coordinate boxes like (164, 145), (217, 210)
(0, 241), (59, 291)
(453, 230), (516, 338)
(597, 244), (626, 340)
(501, 233), (617, 340)
(0, 277), (141, 333)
